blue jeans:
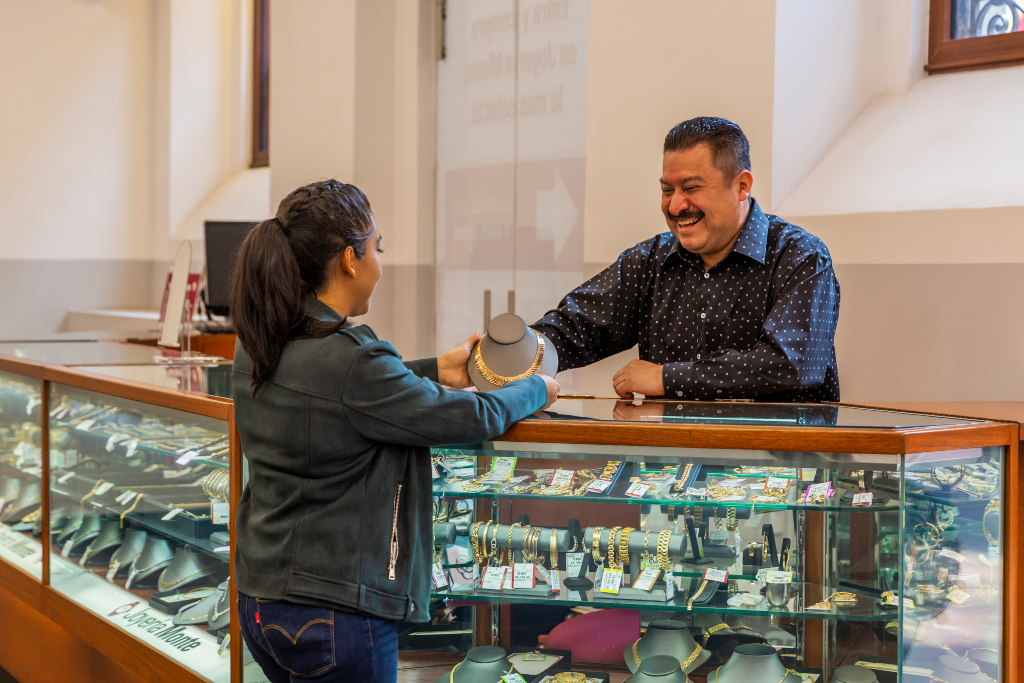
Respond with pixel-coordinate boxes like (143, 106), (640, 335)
(238, 591), (398, 683)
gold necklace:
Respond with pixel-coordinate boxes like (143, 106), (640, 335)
(158, 565), (211, 591)
(702, 622), (729, 646)
(632, 640), (702, 671)
(472, 333), (545, 387)
(715, 667), (795, 683)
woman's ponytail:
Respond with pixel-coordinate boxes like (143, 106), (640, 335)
(230, 180), (375, 395)
(231, 218), (304, 394)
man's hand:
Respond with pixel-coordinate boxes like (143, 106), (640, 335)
(612, 359), (664, 399)
(438, 332), (480, 388)
(612, 400), (665, 421)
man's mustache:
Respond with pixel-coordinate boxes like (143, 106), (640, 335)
(669, 209), (704, 222)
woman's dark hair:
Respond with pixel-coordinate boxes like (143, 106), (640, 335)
(231, 179), (374, 395)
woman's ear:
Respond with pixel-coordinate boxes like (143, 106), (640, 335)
(340, 246), (357, 279)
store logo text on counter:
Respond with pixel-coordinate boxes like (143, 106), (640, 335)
(117, 606), (203, 652)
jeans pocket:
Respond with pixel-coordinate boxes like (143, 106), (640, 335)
(258, 600), (335, 676)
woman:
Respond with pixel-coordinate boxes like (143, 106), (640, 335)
(230, 180), (558, 682)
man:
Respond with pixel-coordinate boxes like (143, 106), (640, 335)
(532, 117), (840, 402)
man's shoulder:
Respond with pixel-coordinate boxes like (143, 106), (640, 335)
(620, 232), (677, 261)
(764, 213), (832, 264)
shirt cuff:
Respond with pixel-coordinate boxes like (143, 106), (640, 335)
(404, 357), (440, 383)
(662, 362), (695, 399)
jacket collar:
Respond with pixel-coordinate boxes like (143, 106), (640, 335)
(668, 198), (768, 267)
(304, 297), (346, 323)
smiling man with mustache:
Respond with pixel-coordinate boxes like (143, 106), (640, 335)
(531, 116), (841, 402)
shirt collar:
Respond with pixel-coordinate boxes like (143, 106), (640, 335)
(304, 297), (345, 323)
(667, 198), (768, 266)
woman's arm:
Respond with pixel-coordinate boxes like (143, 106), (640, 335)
(341, 340), (546, 447)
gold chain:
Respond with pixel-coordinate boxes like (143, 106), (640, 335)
(120, 493), (145, 527)
(606, 526), (622, 567)
(619, 528), (634, 569)
(590, 527), (605, 564)
(550, 529), (558, 569)
(688, 579), (708, 610)
(656, 530), (672, 571)
(632, 640), (702, 672)
(472, 332), (545, 387)
(702, 622), (729, 646)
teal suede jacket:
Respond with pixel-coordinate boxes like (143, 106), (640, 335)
(232, 300), (546, 621)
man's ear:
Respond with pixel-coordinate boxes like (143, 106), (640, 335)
(736, 170), (753, 202)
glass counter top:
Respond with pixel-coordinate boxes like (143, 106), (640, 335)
(80, 363), (233, 398)
(0, 341), (187, 365)
(537, 398), (982, 429)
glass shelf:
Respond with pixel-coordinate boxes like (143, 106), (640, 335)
(433, 576), (918, 622)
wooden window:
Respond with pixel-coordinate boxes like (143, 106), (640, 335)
(927, 0), (1024, 73)
(251, 0), (270, 167)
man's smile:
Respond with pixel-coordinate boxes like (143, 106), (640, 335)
(672, 210), (704, 230)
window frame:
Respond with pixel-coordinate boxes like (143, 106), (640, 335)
(251, 0), (269, 168)
(927, 0), (1024, 73)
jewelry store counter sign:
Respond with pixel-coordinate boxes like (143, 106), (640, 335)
(110, 602), (203, 652)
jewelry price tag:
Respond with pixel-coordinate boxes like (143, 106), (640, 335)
(548, 569), (561, 592)
(176, 451), (199, 466)
(501, 674), (528, 683)
(800, 468), (818, 482)
(513, 563), (536, 589)
(549, 469), (574, 487)
(161, 508), (185, 521)
(481, 566), (508, 590)
(94, 482), (114, 496)
(703, 567), (729, 583)
(765, 477), (789, 491)
(431, 561), (449, 588)
(565, 552), (586, 578)
(803, 482), (831, 502)
(75, 419), (96, 432)
(720, 495), (746, 502)
(484, 456), (517, 483)
(632, 566), (661, 591)
(748, 482), (765, 491)
(852, 492), (873, 506)
(884, 593), (900, 606)
(938, 548), (966, 563)
(624, 482), (650, 498)
(105, 433), (126, 452)
(125, 568), (138, 590)
(534, 564), (551, 583)
(57, 471), (75, 484)
(664, 571), (675, 601)
(61, 539), (74, 558)
(950, 574), (979, 584)
(599, 568), (623, 594)
(125, 439), (139, 458)
(105, 561), (121, 582)
(728, 593), (763, 607)
(212, 502), (230, 525)
(114, 489), (132, 504)
(716, 479), (743, 487)
(119, 492), (137, 506)
(946, 588), (970, 604)
(766, 570), (793, 584)
(684, 487), (707, 497)
(214, 546), (230, 553)
(586, 479), (612, 493)
(904, 598), (915, 610)
(709, 530), (730, 545)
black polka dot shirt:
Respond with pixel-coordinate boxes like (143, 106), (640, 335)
(532, 199), (841, 402)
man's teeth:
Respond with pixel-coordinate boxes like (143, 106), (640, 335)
(677, 216), (701, 227)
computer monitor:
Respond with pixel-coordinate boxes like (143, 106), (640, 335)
(203, 221), (256, 317)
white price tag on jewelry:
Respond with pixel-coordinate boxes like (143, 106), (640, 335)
(25, 397), (41, 415)
(765, 477), (789, 491)
(125, 439), (139, 458)
(95, 482), (114, 496)
(720, 495), (746, 502)
(703, 567), (729, 583)
(431, 561), (449, 588)
(748, 482), (765, 490)
(939, 548), (966, 562)
(803, 482), (831, 502)
(566, 552), (586, 578)
(481, 566), (508, 590)
(57, 471), (75, 484)
(176, 450), (199, 466)
(599, 568), (623, 593)
(549, 469), (575, 487)
(125, 568), (138, 590)
(75, 419), (96, 432)
(161, 508), (185, 521)
(119, 492), (137, 506)
(717, 478), (743, 487)
(501, 674), (528, 683)
(114, 490), (132, 504)
(106, 560), (121, 581)
(431, 462), (440, 479)
(61, 539), (74, 558)
(904, 597), (916, 609)
(534, 564), (551, 583)
(632, 566), (661, 591)
(709, 530), (729, 545)
(105, 433), (129, 452)
(950, 574), (979, 584)
(852, 492), (873, 506)
(664, 570), (675, 601)
(506, 475), (530, 484)
(800, 468), (818, 482)
(883, 593), (899, 606)
(946, 588), (970, 604)
(684, 487), (707, 497)
(624, 482), (650, 498)
(586, 479), (612, 493)
(214, 546), (230, 553)
(212, 502), (230, 525)
(513, 563), (536, 589)
(728, 593), (763, 607)
(485, 457), (517, 482)
(766, 570), (793, 584)
(548, 570), (561, 592)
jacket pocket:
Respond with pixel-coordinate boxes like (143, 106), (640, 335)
(258, 600), (335, 676)
(388, 484), (402, 580)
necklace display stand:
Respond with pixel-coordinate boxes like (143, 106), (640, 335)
(690, 614), (766, 654)
(711, 644), (801, 683)
(108, 529), (148, 578)
(832, 665), (877, 682)
(624, 655), (690, 683)
(624, 620), (710, 674)
(966, 648), (998, 680)
(81, 519), (124, 566)
(468, 314), (558, 392)
(435, 646), (515, 683)
(65, 513), (104, 558)
(679, 518), (712, 567)
(933, 655), (996, 683)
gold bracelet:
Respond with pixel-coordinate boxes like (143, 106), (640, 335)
(607, 526), (622, 567)
(550, 529), (558, 569)
(506, 522), (523, 565)
(619, 528), (634, 569)
(702, 623), (729, 646)
(472, 332), (545, 387)
(470, 522), (483, 564)
(688, 579), (708, 610)
(656, 530), (672, 571)
(726, 507), (738, 532)
(591, 527), (605, 564)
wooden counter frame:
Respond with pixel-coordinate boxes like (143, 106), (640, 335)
(0, 352), (1017, 683)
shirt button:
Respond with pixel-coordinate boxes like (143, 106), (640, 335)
(700, 313), (706, 319)
(696, 354), (701, 359)
(677, 391), (683, 397)
(704, 272), (710, 279)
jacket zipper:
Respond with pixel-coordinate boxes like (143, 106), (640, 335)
(388, 484), (402, 580)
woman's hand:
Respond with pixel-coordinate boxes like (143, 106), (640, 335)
(540, 374), (560, 410)
(437, 332), (481, 388)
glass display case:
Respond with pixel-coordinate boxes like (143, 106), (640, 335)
(44, 375), (234, 683)
(425, 399), (1008, 682)
(0, 366), (45, 580)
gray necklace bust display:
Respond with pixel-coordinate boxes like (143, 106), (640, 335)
(55, 511), (85, 546)
(64, 514), (103, 558)
(468, 314), (558, 392)
(108, 529), (148, 578)
(624, 655), (691, 683)
(172, 580), (226, 627)
(710, 644), (801, 683)
(80, 519), (123, 566)
(1, 480), (40, 523)
(933, 654), (998, 683)
(128, 537), (175, 587)
(208, 581), (232, 632)
(625, 620), (711, 674)
(435, 646), (514, 683)
(692, 614), (766, 653)
(831, 665), (877, 683)
(158, 548), (227, 592)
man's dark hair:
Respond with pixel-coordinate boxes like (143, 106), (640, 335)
(663, 117), (750, 179)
